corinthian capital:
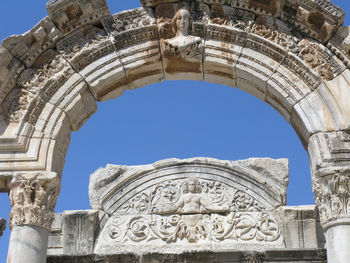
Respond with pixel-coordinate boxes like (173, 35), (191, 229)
(8, 172), (59, 231)
(313, 169), (350, 229)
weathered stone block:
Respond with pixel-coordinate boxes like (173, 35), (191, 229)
(281, 0), (344, 42)
(102, 8), (163, 89)
(46, 0), (110, 35)
(62, 210), (98, 256)
(0, 47), (25, 105)
(2, 17), (62, 67)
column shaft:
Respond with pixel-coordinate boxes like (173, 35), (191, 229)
(325, 224), (350, 263)
(7, 225), (48, 263)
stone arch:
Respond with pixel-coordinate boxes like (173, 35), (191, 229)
(1, 0), (350, 262)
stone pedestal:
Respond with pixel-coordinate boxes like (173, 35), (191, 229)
(7, 225), (48, 263)
(325, 223), (350, 263)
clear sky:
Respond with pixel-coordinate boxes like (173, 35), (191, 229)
(0, 0), (349, 259)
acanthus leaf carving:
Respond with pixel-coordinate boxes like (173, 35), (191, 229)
(8, 174), (59, 230)
(297, 39), (340, 81)
(313, 172), (350, 227)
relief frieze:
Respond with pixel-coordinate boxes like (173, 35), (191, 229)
(18, 50), (75, 102)
(57, 25), (114, 72)
(208, 4), (254, 32)
(97, 177), (281, 247)
(101, 7), (158, 50)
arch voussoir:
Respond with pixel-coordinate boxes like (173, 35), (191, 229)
(102, 7), (164, 92)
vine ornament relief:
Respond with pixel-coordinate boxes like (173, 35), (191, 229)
(95, 176), (282, 251)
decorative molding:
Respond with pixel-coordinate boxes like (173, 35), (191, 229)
(313, 172), (350, 228)
(96, 169), (282, 252)
(46, 0), (110, 35)
(8, 173), (59, 230)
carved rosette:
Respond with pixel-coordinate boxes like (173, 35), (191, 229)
(8, 174), (59, 230)
(313, 172), (350, 228)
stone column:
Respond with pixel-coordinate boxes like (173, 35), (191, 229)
(313, 171), (350, 263)
(6, 173), (59, 263)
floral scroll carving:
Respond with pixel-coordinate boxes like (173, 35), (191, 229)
(251, 24), (299, 53)
(9, 175), (59, 230)
(313, 172), (350, 227)
(98, 177), (281, 246)
(250, 22), (344, 81)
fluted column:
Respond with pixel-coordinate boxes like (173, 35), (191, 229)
(7, 172), (59, 263)
(313, 170), (350, 263)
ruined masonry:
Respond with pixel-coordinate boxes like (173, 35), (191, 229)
(1, 0), (350, 262)
(47, 158), (327, 263)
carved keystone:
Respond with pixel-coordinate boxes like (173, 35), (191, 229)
(8, 172), (59, 230)
(46, 0), (110, 35)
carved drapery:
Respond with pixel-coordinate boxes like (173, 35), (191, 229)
(8, 173), (59, 230)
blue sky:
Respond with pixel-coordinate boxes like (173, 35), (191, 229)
(0, 0), (349, 258)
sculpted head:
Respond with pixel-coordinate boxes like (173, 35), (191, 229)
(172, 8), (192, 37)
(184, 178), (201, 194)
